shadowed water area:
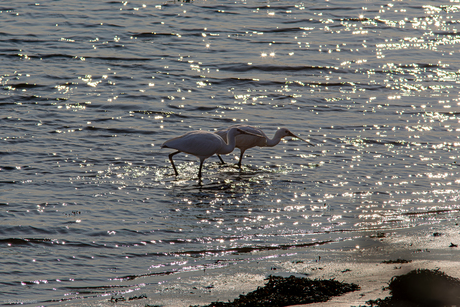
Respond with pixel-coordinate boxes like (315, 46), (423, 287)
(1, 0), (460, 305)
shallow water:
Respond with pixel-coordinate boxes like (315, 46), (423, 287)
(1, 0), (460, 305)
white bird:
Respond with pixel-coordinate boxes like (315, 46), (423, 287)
(161, 127), (263, 179)
(215, 125), (314, 168)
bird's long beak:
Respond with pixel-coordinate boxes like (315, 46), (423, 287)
(236, 128), (264, 138)
(288, 132), (314, 146)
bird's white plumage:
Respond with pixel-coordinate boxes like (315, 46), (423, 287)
(216, 125), (268, 150)
(162, 130), (226, 159)
(215, 124), (312, 167)
(161, 127), (262, 179)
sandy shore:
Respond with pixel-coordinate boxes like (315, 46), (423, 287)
(65, 223), (460, 307)
(289, 259), (460, 307)
(288, 224), (460, 306)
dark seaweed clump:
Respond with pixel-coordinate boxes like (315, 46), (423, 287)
(366, 269), (460, 307)
(195, 275), (360, 307)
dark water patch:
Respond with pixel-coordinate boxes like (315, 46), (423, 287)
(0, 95), (14, 103)
(214, 77), (285, 87)
(0, 38), (43, 44)
(194, 4), (248, 10)
(220, 63), (334, 73)
(84, 55), (153, 61)
(131, 31), (184, 38)
(401, 208), (460, 217)
(433, 31), (460, 37)
(282, 18), (322, 25)
(81, 126), (152, 135)
(13, 94), (55, 102)
(0, 226), (69, 236)
(190, 106), (219, 112)
(311, 5), (360, 11)
(4, 82), (45, 90)
(131, 110), (176, 117)
(0, 166), (19, 171)
(342, 16), (379, 21)
(247, 27), (305, 34)
(63, 284), (135, 293)
(0, 238), (52, 246)
(1, 236), (120, 249)
(0, 180), (17, 184)
(186, 239), (334, 256)
(116, 270), (176, 282)
(101, 22), (125, 28)
(14, 53), (76, 60)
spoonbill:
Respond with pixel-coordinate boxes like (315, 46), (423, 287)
(215, 125), (313, 168)
(161, 127), (263, 179)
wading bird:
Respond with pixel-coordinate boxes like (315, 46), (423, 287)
(161, 127), (263, 179)
(215, 125), (313, 168)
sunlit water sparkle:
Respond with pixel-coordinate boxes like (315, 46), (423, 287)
(1, 0), (460, 305)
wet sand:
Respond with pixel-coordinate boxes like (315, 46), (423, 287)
(96, 262), (460, 307)
(287, 223), (460, 306)
(69, 223), (460, 307)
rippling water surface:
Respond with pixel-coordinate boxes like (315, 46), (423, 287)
(2, 0), (460, 305)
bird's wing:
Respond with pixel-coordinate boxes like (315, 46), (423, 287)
(233, 126), (268, 149)
(163, 131), (222, 157)
(216, 125), (267, 147)
(237, 125), (265, 136)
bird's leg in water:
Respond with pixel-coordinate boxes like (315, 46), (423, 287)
(198, 158), (204, 179)
(168, 151), (180, 176)
(237, 149), (246, 169)
(217, 154), (225, 164)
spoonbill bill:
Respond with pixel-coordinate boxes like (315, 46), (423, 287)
(161, 127), (263, 179)
(215, 125), (313, 168)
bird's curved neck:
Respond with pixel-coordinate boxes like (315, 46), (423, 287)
(219, 129), (238, 154)
(266, 131), (283, 147)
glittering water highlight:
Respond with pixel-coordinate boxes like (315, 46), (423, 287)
(1, 0), (460, 305)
